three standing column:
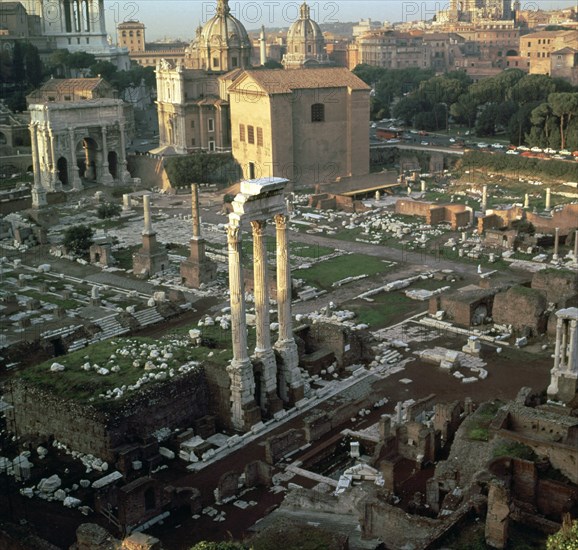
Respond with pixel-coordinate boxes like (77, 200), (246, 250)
(226, 223), (258, 431)
(252, 220), (281, 414)
(274, 213), (303, 404)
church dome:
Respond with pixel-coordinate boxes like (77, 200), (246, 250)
(200, 0), (251, 49)
(283, 2), (329, 69)
(287, 2), (324, 44)
(185, 0), (251, 72)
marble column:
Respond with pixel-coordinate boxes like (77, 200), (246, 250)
(545, 187), (551, 210)
(574, 230), (578, 262)
(274, 213), (303, 404)
(118, 121), (131, 183)
(68, 128), (82, 190)
(100, 125), (113, 185)
(481, 185), (487, 212)
(226, 222), (257, 430)
(554, 318), (563, 371)
(191, 183), (201, 238)
(122, 194), (131, 211)
(524, 193), (529, 209)
(48, 130), (60, 190)
(553, 227), (560, 260)
(421, 180), (426, 193)
(251, 220), (279, 413)
(567, 320), (577, 374)
(30, 123), (46, 207)
(143, 194), (153, 235)
(561, 320), (568, 368)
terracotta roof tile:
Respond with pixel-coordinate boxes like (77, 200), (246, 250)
(231, 68), (370, 94)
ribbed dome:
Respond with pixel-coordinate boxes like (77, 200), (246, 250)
(287, 3), (324, 43)
(199, 1), (251, 49)
(283, 2), (329, 69)
(185, 0), (251, 72)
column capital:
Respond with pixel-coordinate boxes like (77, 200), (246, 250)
(274, 213), (288, 229)
(226, 223), (241, 244)
(250, 219), (267, 237)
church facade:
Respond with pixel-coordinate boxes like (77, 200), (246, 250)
(228, 68), (370, 184)
(154, 0), (251, 155)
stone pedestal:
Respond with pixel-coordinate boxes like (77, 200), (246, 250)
(132, 196), (168, 278)
(180, 184), (218, 288)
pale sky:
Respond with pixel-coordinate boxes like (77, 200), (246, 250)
(104, 0), (578, 41)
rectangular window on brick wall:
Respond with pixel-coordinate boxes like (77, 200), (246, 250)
(208, 118), (214, 132)
(248, 125), (255, 144)
(240, 124), (245, 142)
(257, 127), (263, 147)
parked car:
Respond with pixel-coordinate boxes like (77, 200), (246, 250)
(477, 142), (489, 148)
(530, 146), (543, 153)
(517, 145), (530, 151)
(559, 149), (572, 156)
(506, 150), (519, 155)
(491, 143), (504, 149)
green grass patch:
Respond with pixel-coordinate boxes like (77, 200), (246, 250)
(21, 289), (78, 309)
(294, 253), (389, 290)
(346, 292), (417, 328)
(290, 242), (334, 259)
(493, 441), (537, 461)
(19, 331), (239, 407)
(466, 400), (503, 442)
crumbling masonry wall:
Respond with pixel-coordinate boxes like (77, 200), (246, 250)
(6, 371), (210, 461)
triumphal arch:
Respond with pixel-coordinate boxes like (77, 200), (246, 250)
(226, 178), (304, 431)
(27, 78), (132, 206)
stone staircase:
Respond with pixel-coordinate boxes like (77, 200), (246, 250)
(132, 307), (164, 327)
(92, 314), (129, 341)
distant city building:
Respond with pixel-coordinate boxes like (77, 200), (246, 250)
(9, 0), (130, 68)
(228, 68), (370, 183)
(117, 20), (145, 53)
(116, 20), (186, 68)
(521, 30), (578, 75)
(354, 31), (430, 70)
(436, 0), (513, 24)
(282, 2), (331, 69)
(352, 19), (383, 37)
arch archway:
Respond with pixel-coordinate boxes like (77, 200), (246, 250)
(57, 157), (69, 186)
(107, 151), (118, 179)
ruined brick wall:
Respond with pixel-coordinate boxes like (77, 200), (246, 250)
(485, 480), (510, 549)
(118, 477), (165, 531)
(395, 199), (432, 218)
(478, 213), (504, 234)
(265, 429), (306, 464)
(6, 371), (210, 461)
(202, 362), (234, 431)
(531, 270), (578, 306)
(527, 204), (578, 234)
(361, 498), (463, 548)
(302, 323), (371, 368)
(427, 206), (447, 225)
(492, 286), (548, 335)
(536, 479), (578, 517)
(452, 210), (471, 230)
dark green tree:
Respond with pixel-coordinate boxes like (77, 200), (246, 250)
(23, 43), (43, 88)
(63, 225), (94, 256)
(11, 42), (25, 83)
(548, 92), (578, 149)
(97, 202), (122, 219)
